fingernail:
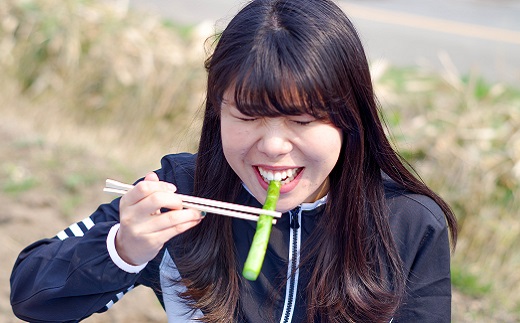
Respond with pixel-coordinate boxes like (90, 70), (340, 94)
(200, 211), (207, 218)
(166, 184), (176, 192)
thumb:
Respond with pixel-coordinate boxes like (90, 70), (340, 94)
(144, 172), (160, 182)
(143, 171), (176, 193)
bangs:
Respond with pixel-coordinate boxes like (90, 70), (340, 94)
(212, 23), (335, 120)
(206, 0), (355, 123)
(229, 31), (334, 120)
(232, 68), (330, 119)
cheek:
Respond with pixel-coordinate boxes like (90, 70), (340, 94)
(304, 132), (342, 183)
(319, 145), (341, 176)
(310, 128), (343, 165)
(331, 132), (343, 162)
(221, 124), (251, 156)
(221, 128), (242, 174)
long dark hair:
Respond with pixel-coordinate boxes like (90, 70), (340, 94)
(173, 0), (457, 322)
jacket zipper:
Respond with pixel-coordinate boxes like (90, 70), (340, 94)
(280, 206), (301, 323)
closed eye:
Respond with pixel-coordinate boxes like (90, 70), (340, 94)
(238, 117), (258, 122)
(292, 120), (312, 126)
(289, 114), (316, 126)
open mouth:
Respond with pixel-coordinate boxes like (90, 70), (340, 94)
(257, 166), (302, 185)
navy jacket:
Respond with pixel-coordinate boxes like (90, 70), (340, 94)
(10, 153), (452, 322)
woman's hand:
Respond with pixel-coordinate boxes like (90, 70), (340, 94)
(115, 172), (203, 266)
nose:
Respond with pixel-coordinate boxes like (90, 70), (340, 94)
(256, 121), (293, 158)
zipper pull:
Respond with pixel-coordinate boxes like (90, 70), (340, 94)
(290, 207), (300, 229)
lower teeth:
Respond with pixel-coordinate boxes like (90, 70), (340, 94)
(259, 168), (300, 184)
(263, 175), (295, 184)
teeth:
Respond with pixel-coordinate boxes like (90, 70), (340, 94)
(258, 166), (300, 185)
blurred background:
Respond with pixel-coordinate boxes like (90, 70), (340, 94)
(1, 0), (519, 322)
(129, 0), (520, 84)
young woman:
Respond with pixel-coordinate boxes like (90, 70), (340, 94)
(10, 0), (457, 322)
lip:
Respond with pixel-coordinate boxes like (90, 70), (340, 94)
(253, 165), (303, 194)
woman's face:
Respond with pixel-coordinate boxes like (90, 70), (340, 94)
(220, 89), (343, 212)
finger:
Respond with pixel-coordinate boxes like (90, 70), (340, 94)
(144, 172), (159, 182)
(154, 213), (204, 242)
(123, 190), (185, 221)
(121, 180), (177, 207)
(145, 208), (204, 233)
(121, 213), (203, 264)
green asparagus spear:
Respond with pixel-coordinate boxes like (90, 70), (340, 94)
(242, 180), (281, 281)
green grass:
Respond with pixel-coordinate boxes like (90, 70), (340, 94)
(2, 177), (39, 195)
(1, 161), (38, 195)
(451, 265), (492, 298)
(64, 173), (99, 193)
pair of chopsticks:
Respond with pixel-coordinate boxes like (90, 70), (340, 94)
(103, 179), (282, 223)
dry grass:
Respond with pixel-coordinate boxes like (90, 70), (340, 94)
(1, 0), (211, 166)
(372, 57), (520, 316)
(2, 0), (520, 321)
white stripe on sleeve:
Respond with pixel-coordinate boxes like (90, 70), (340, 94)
(56, 230), (68, 241)
(82, 217), (95, 230)
(69, 223), (84, 237)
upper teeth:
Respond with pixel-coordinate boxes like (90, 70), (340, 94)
(258, 167), (299, 184)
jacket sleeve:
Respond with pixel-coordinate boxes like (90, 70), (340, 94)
(10, 153), (196, 322)
(389, 193), (452, 323)
(9, 198), (150, 322)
